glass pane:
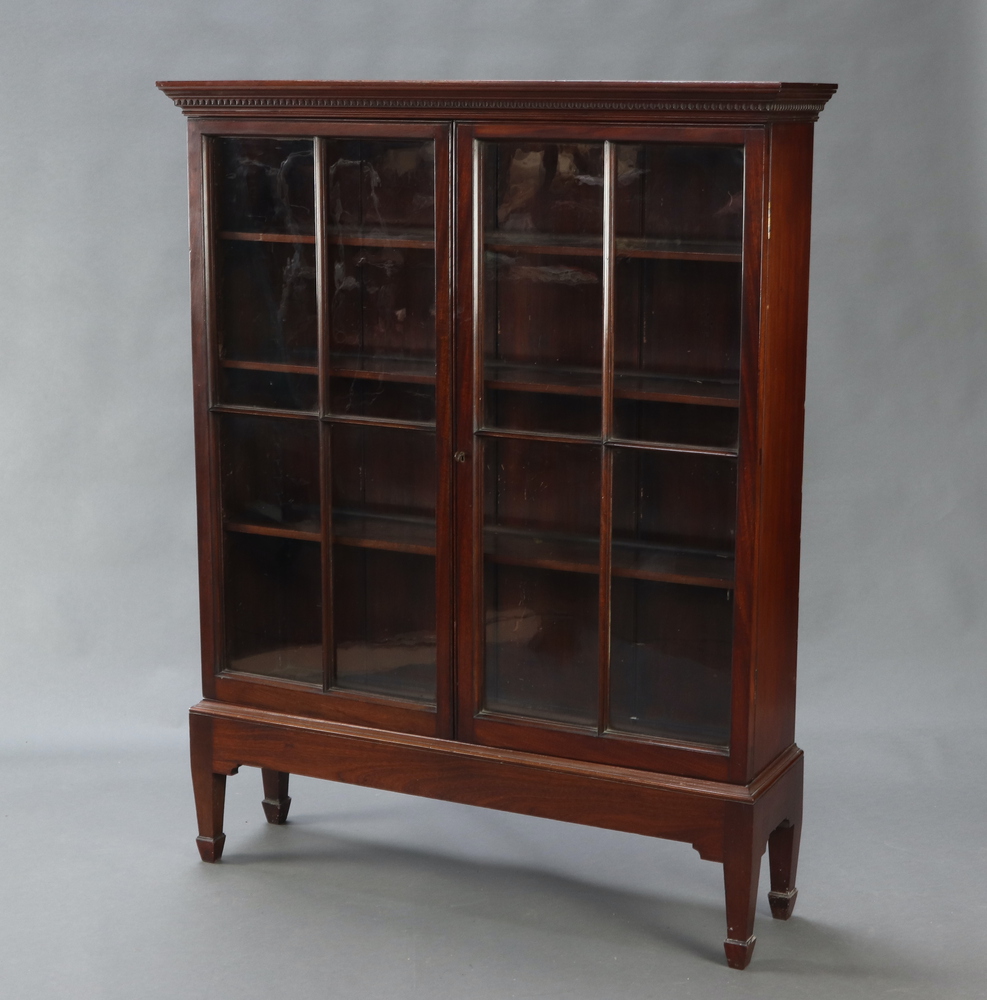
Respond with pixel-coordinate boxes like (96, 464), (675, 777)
(330, 423), (436, 703)
(613, 399), (738, 451)
(614, 143), (743, 246)
(612, 142), (743, 448)
(325, 139), (437, 420)
(610, 578), (732, 745)
(612, 447), (737, 556)
(333, 548), (436, 702)
(220, 415), (320, 533)
(329, 377), (434, 423)
(483, 438), (600, 726)
(218, 367), (318, 412)
(216, 137), (315, 236)
(325, 139), (435, 232)
(216, 240), (317, 365)
(481, 141), (604, 436)
(224, 533), (322, 684)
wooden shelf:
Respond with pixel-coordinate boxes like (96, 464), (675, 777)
(220, 359), (319, 376)
(326, 227), (435, 250)
(330, 354), (436, 385)
(614, 371), (739, 407)
(225, 520), (321, 542)
(485, 362), (739, 407)
(484, 526), (733, 588)
(485, 232), (602, 257)
(219, 230), (315, 244)
(484, 231), (741, 262)
(332, 510), (436, 556)
(615, 236), (741, 262)
(218, 229), (435, 249)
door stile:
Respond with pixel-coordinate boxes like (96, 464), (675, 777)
(728, 127), (766, 784)
(453, 124), (482, 741)
(191, 126), (222, 698)
(433, 124), (456, 739)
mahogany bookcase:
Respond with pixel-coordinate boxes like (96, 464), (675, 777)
(157, 80), (836, 969)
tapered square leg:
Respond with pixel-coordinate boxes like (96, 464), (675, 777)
(768, 818), (801, 919)
(190, 712), (228, 862)
(722, 804), (760, 970)
(261, 769), (291, 824)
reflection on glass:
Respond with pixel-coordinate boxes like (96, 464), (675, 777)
(610, 578), (732, 745)
(216, 138), (315, 235)
(614, 143), (743, 246)
(324, 140), (437, 419)
(612, 142), (743, 450)
(217, 240), (318, 365)
(481, 141), (604, 436)
(220, 415), (320, 533)
(330, 423), (437, 703)
(224, 533), (322, 684)
(485, 142), (605, 236)
(325, 139), (435, 232)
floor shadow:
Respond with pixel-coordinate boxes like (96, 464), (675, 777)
(217, 810), (930, 986)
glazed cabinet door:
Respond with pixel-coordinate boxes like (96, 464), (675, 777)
(194, 121), (454, 738)
(455, 124), (762, 779)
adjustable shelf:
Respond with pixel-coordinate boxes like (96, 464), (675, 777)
(217, 229), (435, 250)
(484, 231), (741, 262)
(485, 362), (739, 407)
(484, 526), (734, 589)
(330, 354), (436, 384)
(225, 519), (321, 542)
(219, 230), (315, 244)
(332, 510), (436, 557)
(326, 227), (435, 250)
(220, 359), (319, 376)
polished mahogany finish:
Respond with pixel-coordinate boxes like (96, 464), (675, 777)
(160, 79), (835, 970)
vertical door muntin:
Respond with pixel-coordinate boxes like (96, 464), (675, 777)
(461, 123), (753, 778)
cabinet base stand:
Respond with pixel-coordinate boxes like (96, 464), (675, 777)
(189, 701), (803, 968)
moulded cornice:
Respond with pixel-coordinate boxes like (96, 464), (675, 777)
(156, 80), (837, 123)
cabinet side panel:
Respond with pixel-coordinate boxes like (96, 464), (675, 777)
(750, 122), (814, 776)
(188, 124), (220, 697)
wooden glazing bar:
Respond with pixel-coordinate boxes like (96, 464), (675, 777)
(607, 437), (739, 458)
(320, 413), (437, 432)
(210, 404), (318, 420)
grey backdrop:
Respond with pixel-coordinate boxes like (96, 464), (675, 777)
(1, 2), (984, 998)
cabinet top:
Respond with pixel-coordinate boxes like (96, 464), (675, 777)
(156, 80), (836, 123)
